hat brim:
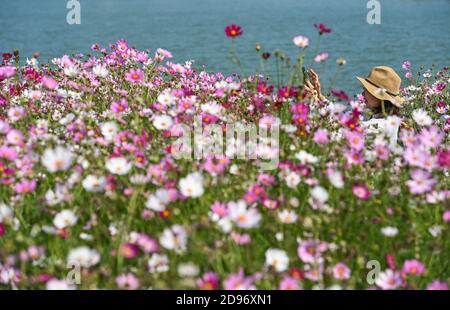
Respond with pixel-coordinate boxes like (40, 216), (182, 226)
(357, 76), (404, 108)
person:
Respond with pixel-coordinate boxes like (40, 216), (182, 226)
(304, 66), (407, 149)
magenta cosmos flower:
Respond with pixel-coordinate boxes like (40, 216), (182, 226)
(125, 68), (144, 83)
(197, 271), (219, 290)
(224, 24), (243, 38)
(0, 222), (5, 236)
(314, 23), (332, 35)
(352, 183), (371, 200)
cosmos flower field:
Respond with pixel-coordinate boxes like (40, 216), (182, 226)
(0, 26), (449, 290)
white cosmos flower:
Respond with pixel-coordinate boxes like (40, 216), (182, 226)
(159, 225), (188, 253)
(145, 195), (165, 212)
(228, 200), (262, 229)
(265, 248), (289, 272)
(46, 278), (76, 290)
(295, 150), (319, 164)
(64, 66), (78, 77)
(375, 269), (402, 290)
(100, 121), (119, 141)
(311, 186), (329, 203)
(53, 209), (78, 229)
(153, 115), (173, 130)
(82, 175), (106, 192)
(179, 172), (204, 198)
(201, 102), (223, 116)
(41, 146), (74, 173)
(92, 64), (109, 78)
(148, 253), (169, 273)
(412, 109), (433, 127)
(0, 203), (13, 222)
(285, 171), (301, 188)
(105, 157), (132, 175)
(157, 91), (176, 106)
(328, 170), (344, 189)
(293, 35), (309, 48)
(177, 262), (199, 277)
(381, 226), (399, 237)
(278, 210), (298, 224)
(67, 247), (100, 268)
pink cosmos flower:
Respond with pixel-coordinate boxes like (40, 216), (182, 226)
(313, 129), (329, 145)
(0, 66), (17, 79)
(419, 126), (444, 148)
(426, 280), (449, 290)
(297, 239), (328, 264)
(405, 72), (413, 79)
(403, 146), (430, 169)
(290, 102), (310, 115)
(110, 99), (129, 114)
(352, 183), (371, 200)
(402, 61), (411, 70)
(134, 233), (159, 253)
(262, 198), (279, 210)
(203, 155), (230, 175)
(125, 68), (144, 83)
(374, 142), (390, 161)
(406, 169), (436, 194)
(7, 106), (26, 122)
(401, 259), (425, 276)
(14, 179), (37, 194)
(0, 146), (18, 161)
(344, 149), (364, 165)
(443, 211), (450, 222)
(314, 52), (329, 63)
(279, 276), (301, 290)
(156, 48), (173, 59)
(257, 173), (275, 186)
(6, 129), (24, 146)
(197, 272), (219, 290)
(345, 130), (365, 151)
(42, 76), (58, 90)
(116, 273), (139, 290)
(230, 231), (251, 245)
(223, 268), (260, 290)
(332, 262), (351, 280)
(210, 201), (229, 217)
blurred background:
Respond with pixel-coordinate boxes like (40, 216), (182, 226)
(1, 0), (449, 95)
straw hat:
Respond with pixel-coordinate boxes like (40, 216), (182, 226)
(357, 66), (404, 108)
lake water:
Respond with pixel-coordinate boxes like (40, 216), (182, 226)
(1, 0), (449, 95)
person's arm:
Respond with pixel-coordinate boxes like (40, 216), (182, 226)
(304, 69), (326, 102)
